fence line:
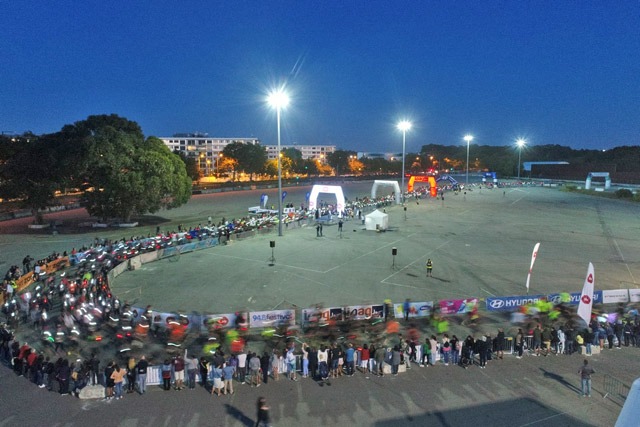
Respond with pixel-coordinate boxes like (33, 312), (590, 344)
(603, 374), (629, 404)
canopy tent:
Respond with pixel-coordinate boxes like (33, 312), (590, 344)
(365, 209), (389, 231)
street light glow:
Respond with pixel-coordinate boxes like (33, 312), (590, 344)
(267, 89), (290, 109)
(464, 134), (474, 186)
(516, 139), (526, 180)
(397, 120), (412, 202)
(267, 86), (290, 237)
(397, 120), (412, 132)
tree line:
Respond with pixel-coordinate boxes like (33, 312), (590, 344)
(2, 114), (637, 223)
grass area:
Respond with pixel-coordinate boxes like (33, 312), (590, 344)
(562, 185), (640, 202)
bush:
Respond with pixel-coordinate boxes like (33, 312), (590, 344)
(615, 189), (633, 199)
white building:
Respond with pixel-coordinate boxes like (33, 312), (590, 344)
(264, 144), (336, 163)
(160, 134), (260, 176)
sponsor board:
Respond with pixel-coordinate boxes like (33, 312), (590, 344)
(202, 312), (247, 331)
(486, 295), (546, 312)
(393, 301), (434, 318)
(250, 309), (296, 328)
(630, 289), (640, 303)
(343, 304), (384, 320)
(439, 298), (479, 315)
(547, 291), (602, 306)
(301, 307), (344, 324)
(602, 289), (629, 304)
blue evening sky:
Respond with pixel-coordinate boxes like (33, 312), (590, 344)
(1, 1), (639, 153)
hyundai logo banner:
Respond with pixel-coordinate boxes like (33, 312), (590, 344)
(486, 291), (604, 311)
(486, 295), (545, 312)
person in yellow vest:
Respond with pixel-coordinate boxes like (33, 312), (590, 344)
(426, 259), (433, 277)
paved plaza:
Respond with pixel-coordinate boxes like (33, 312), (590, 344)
(0, 180), (639, 426)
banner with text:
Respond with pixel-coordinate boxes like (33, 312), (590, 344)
(485, 295), (546, 312)
(547, 291), (603, 306)
(301, 307), (344, 325)
(439, 298), (479, 315)
(249, 309), (296, 328)
(393, 301), (434, 318)
(343, 304), (384, 320)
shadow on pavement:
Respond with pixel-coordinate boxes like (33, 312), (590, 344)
(372, 397), (592, 427)
(224, 403), (254, 427)
(541, 367), (582, 395)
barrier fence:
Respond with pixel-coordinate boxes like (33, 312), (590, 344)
(603, 374), (629, 404)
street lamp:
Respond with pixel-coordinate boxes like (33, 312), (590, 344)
(516, 139), (526, 180)
(216, 153), (223, 177)
(206, 159), (211, 176)
(199, 153), (205, 178)
(396, 120), (412, 199)
(267, 88), (290, 237)
(464, 134), (474, 186)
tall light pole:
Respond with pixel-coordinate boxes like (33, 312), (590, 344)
(397, 120), (412, 200)
(267, 89), (290, 237)
(516, 139), (526, 180)
(464, 134), (474, 186)
(216, 153), (223, 177)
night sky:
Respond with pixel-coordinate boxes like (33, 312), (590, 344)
(1, 1), (639, 153)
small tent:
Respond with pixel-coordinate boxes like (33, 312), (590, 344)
(365, 209), (389, 231)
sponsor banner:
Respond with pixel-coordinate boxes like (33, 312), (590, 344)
(343, 304), (384, 320)
(439, 298), (479, 315)
(629, 289), (640, 303)
(577, 263), (595, 326)
(393, 301), (434, 319)
(547, 291), (603, 306)
(250, 309), (296, 328)
(202, 312), (247, 331)
(301, 307), (344, 324)
(602, 289), (629, 304)
(486, 295), (545, 312)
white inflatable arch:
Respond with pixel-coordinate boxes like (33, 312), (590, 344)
(308, 185), (346, 216)
(585, 172), (611, 190)
(371, 180), (401, 205)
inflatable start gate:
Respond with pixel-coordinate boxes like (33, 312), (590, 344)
(407, 175), (437, 197)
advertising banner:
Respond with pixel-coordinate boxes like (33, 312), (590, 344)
(301, 307), (344, 325)
(547, 291), (603, 306)
(602, 289), (629, 304)
(393, 301), (434, 319)
(630, 289), (640, 303)
(485, 295), (545, 312)
(577, 263), (595, 326)
(249, 309), (296, 328)
(439, 298), (479, 315)
(343, 304), (384, 320)
(202, 312), (247, 331)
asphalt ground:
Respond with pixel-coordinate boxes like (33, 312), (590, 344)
(1, 179), (639, 426)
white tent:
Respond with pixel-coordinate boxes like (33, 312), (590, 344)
(365, 209), (389, 231)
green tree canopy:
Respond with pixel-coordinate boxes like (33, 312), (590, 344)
(61, 115), (191, 221)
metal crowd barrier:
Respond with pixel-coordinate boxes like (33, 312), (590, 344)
(603, 374), (629, 403)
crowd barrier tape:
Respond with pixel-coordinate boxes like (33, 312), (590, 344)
(393, 302), (434, 319)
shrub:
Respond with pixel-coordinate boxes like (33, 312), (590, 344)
(615, 189), (633, 199)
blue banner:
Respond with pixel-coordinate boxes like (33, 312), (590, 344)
(548, 291), (602, 305)
(486, 295), (545, 312)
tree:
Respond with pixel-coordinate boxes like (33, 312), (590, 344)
(221, 141), (267, 181)
(327, 150), (356, 176)
(174, 150), (199, 181)
(0, 133), (62, 224)
(60, 115), (191, 221)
